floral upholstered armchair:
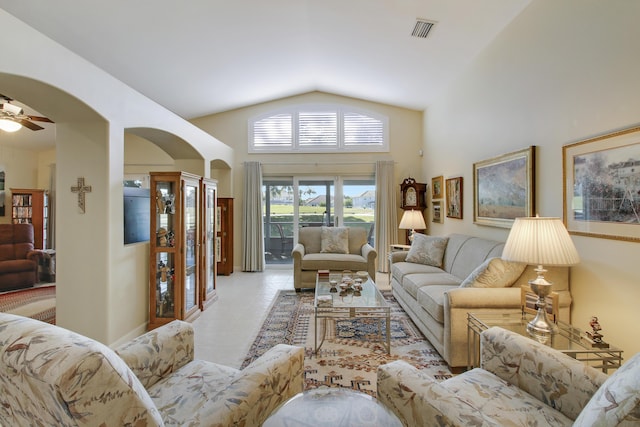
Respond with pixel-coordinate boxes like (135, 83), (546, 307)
(0, 313), (304, 426)
(378, 326), (640, 426)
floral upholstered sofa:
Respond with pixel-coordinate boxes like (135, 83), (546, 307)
(378, 326), (640, 426)
(0, 313), (304, 426)
(292, 226), (377, 289)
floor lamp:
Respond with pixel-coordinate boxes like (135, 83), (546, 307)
(502, 216), (580, 340)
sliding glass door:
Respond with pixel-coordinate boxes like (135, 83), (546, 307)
(343, 179), (376, 247)
(263, 176), (375, 265)
(297, 179), (336, 227)
(263, 179), (294, 264)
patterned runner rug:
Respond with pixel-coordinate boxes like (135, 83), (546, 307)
(241, 289), (452, 398)
(0, 285), (56, 324)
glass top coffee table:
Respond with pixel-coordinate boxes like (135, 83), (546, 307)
(315, 271), (390, 354)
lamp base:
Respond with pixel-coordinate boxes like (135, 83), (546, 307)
(526, 266), (558, 342)
(526, 308), (559, 344)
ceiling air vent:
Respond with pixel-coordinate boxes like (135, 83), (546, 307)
(411, 19), (437, 39)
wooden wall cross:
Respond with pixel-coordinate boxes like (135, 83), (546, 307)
(71, 177), (92, 213)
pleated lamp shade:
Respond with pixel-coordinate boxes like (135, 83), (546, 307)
(502, 217), (580, 266)
(399, 210), (426, 231)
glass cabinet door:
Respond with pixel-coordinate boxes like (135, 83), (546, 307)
(184, 181), (199, 316)
(155, 252), (175, 318)
(205, 185), (216, 297)
(154, 180), (176, 320)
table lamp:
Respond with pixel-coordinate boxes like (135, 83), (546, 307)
(399, 210), (426, 242)
(502, 216), (580, 339)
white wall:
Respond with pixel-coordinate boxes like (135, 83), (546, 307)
(191, 91), (424, 269)
(424, 0), (640, 358)
(0, 9), (233, 345)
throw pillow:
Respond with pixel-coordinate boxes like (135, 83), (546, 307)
(320, 226), (349, 254)
(573, 351), (640, 426)
(459, 257), (527, 288)
(405, 234), (448, 268)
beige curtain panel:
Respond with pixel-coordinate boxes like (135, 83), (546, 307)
(242, 161), (264, 272)
(375, 160), (397, 273)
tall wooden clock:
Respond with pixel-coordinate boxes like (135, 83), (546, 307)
(400, 177), (427, 210)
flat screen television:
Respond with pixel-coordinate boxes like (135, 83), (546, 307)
(124, 187), (150, 244)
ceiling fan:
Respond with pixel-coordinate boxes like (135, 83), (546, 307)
(0, 94), (54, 132)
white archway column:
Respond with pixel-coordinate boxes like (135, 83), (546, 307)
(55, 121), (112, 341)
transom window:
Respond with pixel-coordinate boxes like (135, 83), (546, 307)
(249, 104), (388, 153)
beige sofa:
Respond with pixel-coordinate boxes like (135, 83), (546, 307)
(0, 313), (304, 426)
(378, 326), (640, 426)
(292, 226), (377, 290)
(389, 233), (570, 370)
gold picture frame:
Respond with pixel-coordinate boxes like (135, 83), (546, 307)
(563, 125), (640, 242)
(432, 200), (443, 223)
(431, 175), (444, 199)
(521, 285), (559, 323)
(445, 177), (463, 219)
(473, 146), (536, 228)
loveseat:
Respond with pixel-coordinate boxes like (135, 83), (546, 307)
(292, 226), (377, 290)
(378, 326), (640, 426)
(389, 233), (570, 370)
(0, 312), (305, 426)
(0, 223), (43, 292)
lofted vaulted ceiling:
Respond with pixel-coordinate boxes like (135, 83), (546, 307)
(0, 0), (530, 147)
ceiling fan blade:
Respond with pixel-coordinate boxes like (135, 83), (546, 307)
(26, 115), (54, 123)
(17, 119), (44, 131)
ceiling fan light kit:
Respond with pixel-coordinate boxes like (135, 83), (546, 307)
(0, 95), (54, 132)
(0, 118), (22, 133)
(1, 103), (22, 115)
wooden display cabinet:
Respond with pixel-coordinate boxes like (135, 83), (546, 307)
(216, 197), (233, 275)
(11, 188), (48, 249)
(200, 177), (218, 310)
(148, 171), (201, 330)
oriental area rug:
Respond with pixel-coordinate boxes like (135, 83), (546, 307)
(241, 289), (452, 398)
(0, 284), (56, 324)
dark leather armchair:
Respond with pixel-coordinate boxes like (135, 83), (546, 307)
(0, 223), (43, 292)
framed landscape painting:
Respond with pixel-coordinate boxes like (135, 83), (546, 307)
(473, 146), (535, 228)
(563, 126), (640, 242)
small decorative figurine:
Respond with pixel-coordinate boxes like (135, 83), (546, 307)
(165, 194), (176, 214)
(158, 261), (168, 283)
(156, 191), (165, 213)
(157, 227), (168, 247)
(586, 315), (609, 348)
(588, 316), (603, 342)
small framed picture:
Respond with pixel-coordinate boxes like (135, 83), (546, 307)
(431, 175), (444, 199)
(432, 200), (443, 223)
(445, 177), (463, 219)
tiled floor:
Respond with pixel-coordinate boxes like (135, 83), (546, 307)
(193, 268), (390, 368)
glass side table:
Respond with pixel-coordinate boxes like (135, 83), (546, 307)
(467, 312), (623, 373)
